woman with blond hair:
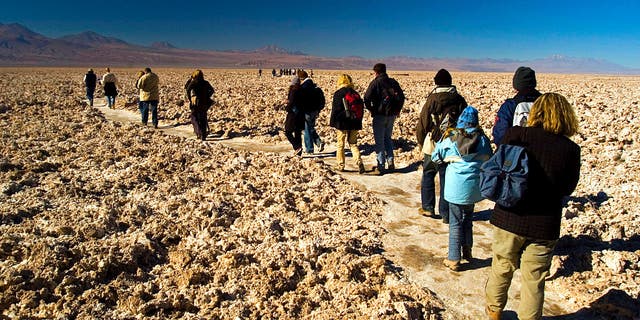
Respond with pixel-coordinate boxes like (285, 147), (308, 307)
(485, 93), (581, 320)
(330, 74), (365, 174)
(185, 69), (214, 140)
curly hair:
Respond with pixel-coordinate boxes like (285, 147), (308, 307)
(527, 93), (579, 136)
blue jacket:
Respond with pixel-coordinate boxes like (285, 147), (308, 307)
(432, 128), (493, 205)
(492, 90), (541, 144)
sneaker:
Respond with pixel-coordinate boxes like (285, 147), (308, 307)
(153, 124), (158, 129)
(486, 306), (501, 320)
(443, 259), (460, 271)
(318, 141), (325, 152)
(333, 165), (344, 172)
(387, 162), (395, 171)
(462, 246), (473, 261)
(358, 163), (365, 174)
(418, 207), (434, 217)
(375, 165), (385, 176)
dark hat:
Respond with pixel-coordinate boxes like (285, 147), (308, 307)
(434, 69), (452, 86)
(513, 66), (536, 91)
(456, 106), (479, 129)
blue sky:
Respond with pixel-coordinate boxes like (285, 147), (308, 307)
(3, 0), (640, 68)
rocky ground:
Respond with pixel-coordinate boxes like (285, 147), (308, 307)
(0, 68), (639, 319)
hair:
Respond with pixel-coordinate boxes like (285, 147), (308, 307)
(297, 70), (308, 79)
(527, 93), (579, 136)
(192, 69), (204, 81)
(373, 63), (386, 74)
(144, 67), (152, 73)
(136, 70), (145, 79)
(105, 67), (110, 72)
(337, 74), (354, 89)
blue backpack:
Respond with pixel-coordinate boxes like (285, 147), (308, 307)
(480, 144), (529, 207)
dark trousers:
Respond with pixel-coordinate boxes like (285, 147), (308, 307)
(285, 129), (303, 151)
(421, 154), (449, 221)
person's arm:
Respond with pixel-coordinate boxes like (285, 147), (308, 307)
(492, 99), (515, 145)
(363, 80), (376, 111)
(416, 100), (431, 147)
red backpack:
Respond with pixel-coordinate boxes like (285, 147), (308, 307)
(342, 89), (365, 120)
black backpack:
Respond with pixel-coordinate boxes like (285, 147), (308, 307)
(378, 78), (403, 116)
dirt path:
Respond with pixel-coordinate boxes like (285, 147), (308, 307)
(93, 104), (578, 319)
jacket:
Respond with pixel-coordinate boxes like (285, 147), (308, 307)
(298, 78), (324, 113)
(431, 128), (493, 205)
(84, 72), (97, 89)
(364, 73), (405, 116)
(329, 86), (363, 131)
(137, 72), (160, 102)
(490, 126), (581, 240)
(284, 85), (305, 131)
(492, 89), (542, 144)
(186, 78), (214, 110)
(416, 86), (467, 147)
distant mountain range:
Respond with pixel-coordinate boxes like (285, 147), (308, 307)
(1, 22), (638, 74)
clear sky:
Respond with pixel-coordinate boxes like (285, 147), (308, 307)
(3, 0), (640, 68)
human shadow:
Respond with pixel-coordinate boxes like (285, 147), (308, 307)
(459, 257), (491, 271)
(393, 160), (422, 174)
(472, 209), (492, 221)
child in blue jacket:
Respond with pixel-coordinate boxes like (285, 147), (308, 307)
(431, 106), (493, 271)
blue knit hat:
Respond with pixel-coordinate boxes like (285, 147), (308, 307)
(456, 106), (479, 129)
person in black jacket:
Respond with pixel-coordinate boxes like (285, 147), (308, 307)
(492, 66), (542, 145)
(415, 69), (467, 221)
(330, 74), (365, 174)
(83, 69), (97, 106)
(485, 93), (580, 320)
(364, 63), (405, 175)
(297, 70), (325, 153)
(284, 76), (305, 156)
(185, 70), (214, 140)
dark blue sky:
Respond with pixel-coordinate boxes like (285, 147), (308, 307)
(3, 0), (640, 67)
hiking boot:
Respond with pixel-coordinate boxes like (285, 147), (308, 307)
(318, 141), (325, 152)
(294, 148), (303, 156)
(387, 162), (395, 171)
(418, 207), (434, 217)
(358, 163), (365, 174)
(486, 306), (501, 320)
(333, 165), (344, 172)
(462, 246), (473, 261)
(443, 259), (460, 271)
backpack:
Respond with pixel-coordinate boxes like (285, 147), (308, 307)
(378, 78), (403, 116)
(512, 101), (533, 127)
(430, 104), (462, 142)
(314, 86), (325, 111)
(479, 144), (529, 207)
(342, 89), (364, 120)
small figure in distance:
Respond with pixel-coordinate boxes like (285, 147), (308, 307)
(298, 70), (325, 154)
(431, 106), (492, 272)
(185, 70), (214, 141)
(258, 68), (262, 77)
(283, 76), (305, 156)
(136, 67), (160, 128)
(485, 93), (580, 320)
(101, 67), (119, 108)
(492, 66), (541, 145)
(330, 74), (366, 174)
(363, 63), (405, 175)
(416, 69), (467, 221)
(83, 68), (97, 106)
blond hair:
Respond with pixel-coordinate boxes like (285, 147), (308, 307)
(191, 69), (204, 81)
(527, 93), (579, 136)
(337, 74), (354, 89)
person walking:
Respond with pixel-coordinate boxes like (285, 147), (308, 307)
(83, 69), (97, 106)
(364, 63), (405, 175)
(485, 93), (581, 320)
(330, 74), (365, 174)
(283, 76), (305, 156)
(492, 66), (541, 145)
(416, 69), (467, 221)
(298, 70), (325, 154)
(431, 106), (492, 271)
(136, 67), (160, 128)
(185, 70), (214, 140)
(101, 67), (119, 108)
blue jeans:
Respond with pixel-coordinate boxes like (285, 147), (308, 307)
(303, 111), (322, 153)
(139, 100), (158, 127)
(105, 96), (116, 108)
(448, 203), (474, 261)
(372, 114), (396, 167)
(421, 154), (449, 219)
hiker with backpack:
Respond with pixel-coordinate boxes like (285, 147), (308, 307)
(284, 75), (305, 156)
(297, 70), (325, 154)
(364, 63), (405, 175)
(330, 74), (366, 174)
(492, 66), (541, 145)
(431, 106), (493, 272)
(185, 70), (214, 141)
(83, 69), (97, 106)
(415, 69), (467, 221)
(100, 67), (119, 108)
(484, 93), (580, 320)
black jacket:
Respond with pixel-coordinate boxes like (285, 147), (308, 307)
(363, 73), (405, 116)
(84, 72), (97, 89)
(298, 78), (325, 113)
(492, 89), (542, 144)
(284, 85), (305, 131)
(491, 126), (581, 240)
(416, 86), (467, 146)
(186, 79), (214, 110)
(330, 87), (363, 131)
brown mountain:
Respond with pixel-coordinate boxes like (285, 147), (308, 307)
(0, 22), (637, 74)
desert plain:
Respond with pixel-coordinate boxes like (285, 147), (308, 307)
(0, 68), (639, 319)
